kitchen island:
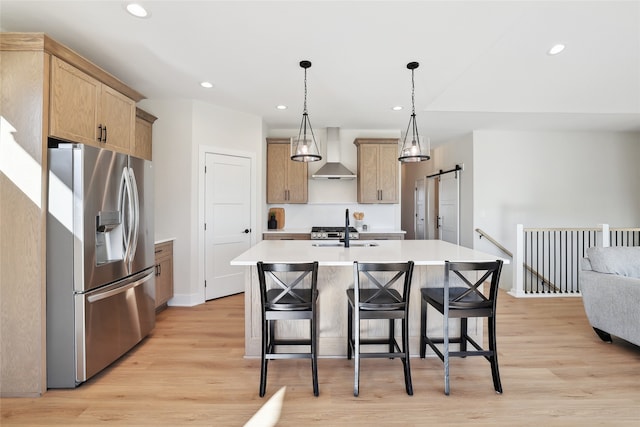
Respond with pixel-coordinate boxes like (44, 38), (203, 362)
(230, 239), (506, 357)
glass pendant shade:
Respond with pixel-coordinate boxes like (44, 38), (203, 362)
(398, 61), (430, 162)
(399, 134), (430, 162)
(291, 60), (321, 162)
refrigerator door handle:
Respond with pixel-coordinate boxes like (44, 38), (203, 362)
(128, 167), (140, 264)
(119, 166), (134, 270)
(86, 271), (154, 303)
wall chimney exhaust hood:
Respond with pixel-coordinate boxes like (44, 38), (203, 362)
(311, 127), (356, 179)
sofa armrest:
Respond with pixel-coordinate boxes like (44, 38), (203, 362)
(580, 269), (640, 346)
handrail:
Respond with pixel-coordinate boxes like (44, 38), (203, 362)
(475, 229), (560, 290)
(475, 228), (512, 258)
(523, 264), (558, 292)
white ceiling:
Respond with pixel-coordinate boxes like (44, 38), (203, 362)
(2, 0), (639, 145)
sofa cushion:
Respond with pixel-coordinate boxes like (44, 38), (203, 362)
(586, 246), (640, 279)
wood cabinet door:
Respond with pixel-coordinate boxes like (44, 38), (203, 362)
(286, 156), (308, 203)
(100, 84), (134, 154)
(134, 116), (153, 160)
(267, 141), (308, 203)
(377, 143), (398, 203)
(154, 242), (174, 309)
(357, 143), (380, 203)
(50, 56), (100, 146)
(155, 255), (174, 308)
(267, 143), (288, 203)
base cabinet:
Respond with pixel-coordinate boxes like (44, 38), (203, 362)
(362, 233), (404, 240)
(263, 233), (311, 240)
(154, 241), (174, 310)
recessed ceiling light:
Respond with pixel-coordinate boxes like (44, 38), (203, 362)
(200, 82), (214, 89)
(126, 3), (149, 18)
(276, 105), (287, 110)
(392, 106), (403, 111)
(548, 44), (566, 55)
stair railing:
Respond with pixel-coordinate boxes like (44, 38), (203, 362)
(511, 224), (640, 297)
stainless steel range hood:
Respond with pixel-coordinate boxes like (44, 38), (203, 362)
(312, 127), (356, 179)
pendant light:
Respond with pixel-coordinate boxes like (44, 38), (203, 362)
(398, 61), (430, 162)
(291, 60), (322, 162)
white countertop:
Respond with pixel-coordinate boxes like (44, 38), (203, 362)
(155, 237), (176, 245)
(230, 239), (507, 267)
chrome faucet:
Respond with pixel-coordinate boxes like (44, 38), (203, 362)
(344, 208), (350, 248)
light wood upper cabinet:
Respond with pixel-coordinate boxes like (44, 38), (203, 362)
(354, 138), (399, 204)
(266, 138), (308, 204)
(133, 108), (157, 161)
(50, 56), (100, 145)
(100, 84), (135, 152)
(50, 56), (135, 153)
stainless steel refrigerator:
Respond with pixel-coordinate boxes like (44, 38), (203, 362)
(46, 142), (155, 388)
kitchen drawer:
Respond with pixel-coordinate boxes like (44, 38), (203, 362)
(262, 233), (310, 240)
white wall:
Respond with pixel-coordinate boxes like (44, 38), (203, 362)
(138, 99), (195, 304)
(473, 130), (640, 249)
(472, 130), (640, 288)
(138, 99), (264, 305)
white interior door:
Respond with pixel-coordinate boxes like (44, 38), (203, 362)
(205, 153), (251, 300)
(426, 177), (437, 239)
(438, 172), (460, 245)
(414, 178), (426, 239)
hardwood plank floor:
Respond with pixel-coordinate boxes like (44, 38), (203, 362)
(2, 291), (640, 425)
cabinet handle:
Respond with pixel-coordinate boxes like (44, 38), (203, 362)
(103, 125), (108, 142)
(97, 125), (103, 142)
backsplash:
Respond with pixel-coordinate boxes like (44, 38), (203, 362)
(266, 203), (401, 230)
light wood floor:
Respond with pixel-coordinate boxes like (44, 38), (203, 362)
(2, 291), (640, 426)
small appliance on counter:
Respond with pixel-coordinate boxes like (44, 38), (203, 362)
(268, 208), (285, 229)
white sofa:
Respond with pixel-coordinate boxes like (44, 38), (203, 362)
(580, 246), (640, 346)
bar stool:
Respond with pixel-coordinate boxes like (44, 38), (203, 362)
(346, 261), (415, 397)
(419, 260), (504, 395)
(256, 261), (319, 397)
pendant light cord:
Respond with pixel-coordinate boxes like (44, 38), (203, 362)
(303, 67), (308, 114)
(411, 67), (416, 117)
